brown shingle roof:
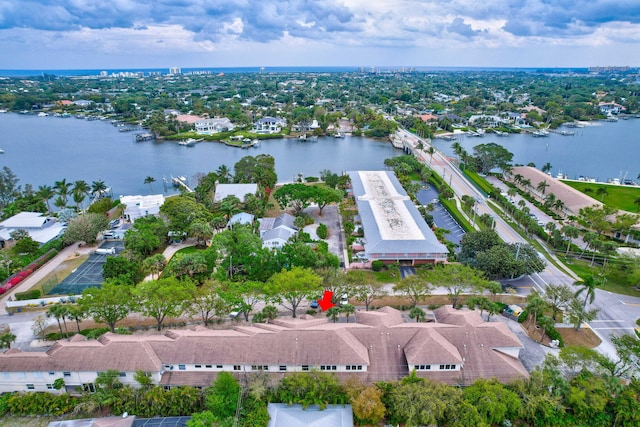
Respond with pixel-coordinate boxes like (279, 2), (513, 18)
(510, 166), (601, 215)
(0, 307), (528, 386)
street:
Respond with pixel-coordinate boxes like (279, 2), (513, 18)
(397, 129), (640, 360)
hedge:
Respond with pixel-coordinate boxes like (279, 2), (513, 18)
(0, 248), (59, 295)
(439, 197), (474, 232)
(14, 289), (41, 301)
(462, 169), (494, 196)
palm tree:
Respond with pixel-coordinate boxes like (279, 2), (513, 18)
(596, 186), (608, 201)
(54, 179), (71, 206)
(219, 198), (241, 219)
(544, 222), (556, 242)
(553, 199), (566, 216)
(520, 178), (532, 194)
(562, 225), (580, 256)
(66, 306), (85, 334)
(144, 176), (156, 192)
(326, 306), (341, 323)
(216, 164), (232, 183)
(537, 315), (554, 341)
(544, 193), (556, 209)
(507, 188), (517, 202)
(513, 173), (523, 185)
(409, 306), (426, 323)
(53, 196), (67, 210)
(36, 185), (55, 214)
(536, 180), (549, 197)
(541, 162), (552, 174)
(72, 191), (86, 212)
(47, 304), (69, 338)
(341, 304), (355, 323)
(91, 180), (108, 199)
(574, 276), (600, 330)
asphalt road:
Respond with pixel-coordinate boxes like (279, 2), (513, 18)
(398, 129), (640, 360)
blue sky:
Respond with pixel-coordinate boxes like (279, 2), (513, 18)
(2, 0), (640, 69)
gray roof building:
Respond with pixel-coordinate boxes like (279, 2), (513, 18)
(213, 183), (258, 203)
(347, 171), (448, 264)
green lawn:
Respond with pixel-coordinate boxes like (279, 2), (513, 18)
(562, 180), (640, 213)
(557, 254), (640, 297)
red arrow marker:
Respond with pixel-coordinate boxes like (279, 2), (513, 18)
(317, 289), (335, 311)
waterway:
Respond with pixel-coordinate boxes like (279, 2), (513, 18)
(0, 113), (400, 196)
(431, 119), (640, 183)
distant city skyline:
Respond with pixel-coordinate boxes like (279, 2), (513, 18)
(2, 0), (640, 69)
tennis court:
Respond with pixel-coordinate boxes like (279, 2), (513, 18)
(132, 417), (191, 426)
(46, 241), (124, 295)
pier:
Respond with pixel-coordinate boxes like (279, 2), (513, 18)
(170, 175), (194, 193)
(135, 133), (155, 142)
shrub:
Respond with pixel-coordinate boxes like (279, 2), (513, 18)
(80, 327), (111, 339)
(518, 310), (529, 323)
(371, 260), (384, 272)
(316, 223), (328, 239)
(305, 176), (319, 182)
(545, 326), (565, 347)
(15, 289), (41, 301)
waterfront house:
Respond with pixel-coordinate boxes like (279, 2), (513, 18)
(213, 183), (258, 203)
(194, 117), (235, 135)
(347, 171), (449, 265)
(0, 212), (66, 247)
(119, 194), (165, 223)
(599, 102), (625, 115)
(0, 306), (527, 394)
(253, 116), (286, 134)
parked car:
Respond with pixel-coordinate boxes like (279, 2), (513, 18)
(109, 219), (120, 229)
(310, 300), (319, 309)
(103, 231), (118, 239)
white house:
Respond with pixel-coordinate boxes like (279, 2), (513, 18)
(258, 213), (298, 249)
(253, 116), (286, 134)
(0, 212), (65, 246)
(213, 184), (258, 203)
(119, 195), (165, 222)
(599, 102), (625, 115)
(194, 118), (235, 135)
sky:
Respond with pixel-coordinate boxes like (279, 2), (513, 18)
(1, 0), (640, 70)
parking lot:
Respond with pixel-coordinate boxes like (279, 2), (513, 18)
(416, 187), (466, 250)
(46, 240), (124, 295)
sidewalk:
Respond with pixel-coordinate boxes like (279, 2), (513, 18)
(0, 242), (96, 315)
(141, 239), (196, 281)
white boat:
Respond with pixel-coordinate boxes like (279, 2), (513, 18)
(0, 148), (4, 154)
(37, 112), (49, 117)
(0, 109), (7, 113)
(532, 130), (549, 137)
(558, 130), (575, 136)
(334, 132), (344, 138)
(178, 138), (202, 146)
(467, 129), (485, 137)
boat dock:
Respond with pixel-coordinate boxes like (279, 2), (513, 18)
(170, 175), (194, 192)
(135, 133), (155, 142)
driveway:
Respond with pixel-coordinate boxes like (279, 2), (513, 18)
(304, 204), (345, 267)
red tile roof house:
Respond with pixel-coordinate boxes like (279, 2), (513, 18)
(0, 307), (527, 394)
